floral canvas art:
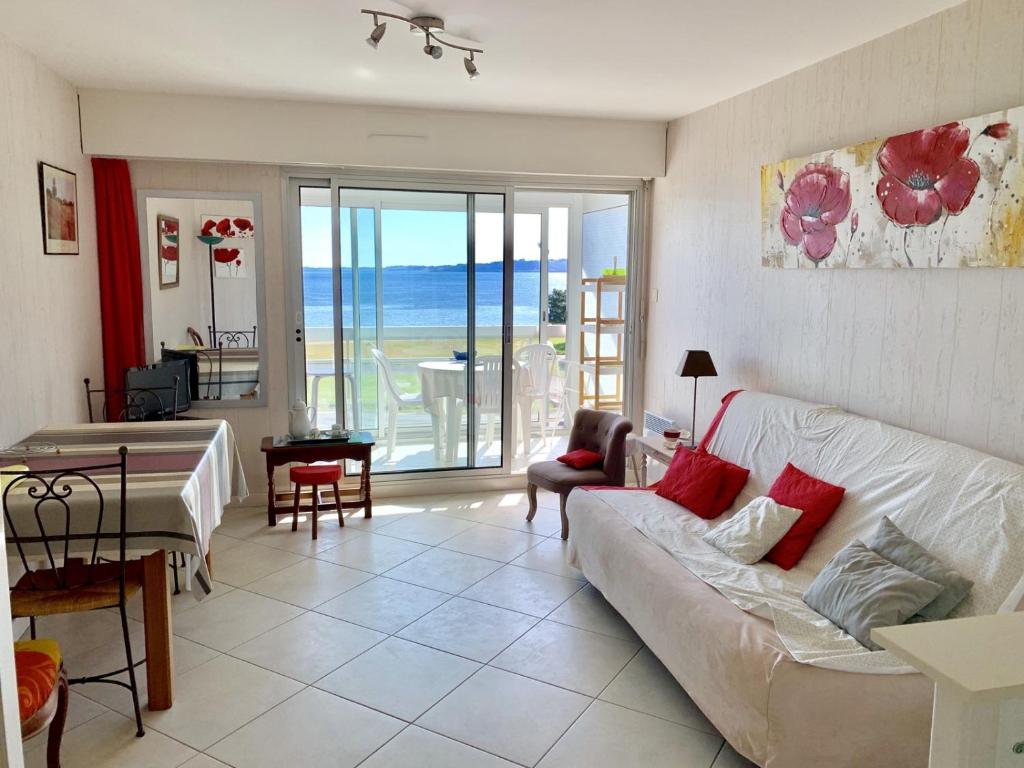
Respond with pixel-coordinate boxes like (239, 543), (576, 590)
(157, 214), (179, 288)
(762, 106), (1023, 268)
(200, 214), (253, 278)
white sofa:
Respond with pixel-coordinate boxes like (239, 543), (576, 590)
(567, 391), (1024, 768)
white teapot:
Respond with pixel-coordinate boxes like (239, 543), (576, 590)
(288, 400), (317, 439)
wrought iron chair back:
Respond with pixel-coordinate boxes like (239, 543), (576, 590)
(83, 377), (181, 422)
(2, 446), (129, 596)
(208, 325), (257, 349)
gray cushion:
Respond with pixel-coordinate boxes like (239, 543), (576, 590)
(526, 461), (610, 494)
(803, 540), (944, 650)
(866, 516), (973, 620)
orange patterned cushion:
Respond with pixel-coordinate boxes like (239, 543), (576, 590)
(14, 639), (61, 723)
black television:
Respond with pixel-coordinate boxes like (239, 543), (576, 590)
(125, 360), (192, 417)
(160, 348), (200, 400)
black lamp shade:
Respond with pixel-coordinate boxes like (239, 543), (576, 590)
(676, 350), (717, 378)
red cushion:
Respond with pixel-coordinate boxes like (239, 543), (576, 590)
(15, 640), (61, 724)
(655, 447), (728, 519)
(290, 464), (341, 484)
(697, 449), (750, 516)
(557, 449), (604, 470)
(764, 463), (846, 570)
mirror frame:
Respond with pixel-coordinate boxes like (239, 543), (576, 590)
(135, 189), (268, 408)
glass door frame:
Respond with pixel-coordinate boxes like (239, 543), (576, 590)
(285, 170), (648, 485)
(286, 174), (517, 479)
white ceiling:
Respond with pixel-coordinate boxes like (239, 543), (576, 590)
(3, 0), (960, 120)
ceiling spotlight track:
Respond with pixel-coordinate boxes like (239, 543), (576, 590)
(362, 8), (483, 79)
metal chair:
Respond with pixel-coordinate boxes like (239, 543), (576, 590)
(3, 447), (146, 737)
(208, 325), (257, 349)
(83, 376), (181, 423)
(370, 348), (423, 460)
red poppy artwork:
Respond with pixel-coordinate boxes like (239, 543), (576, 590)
(200, 214), (256, 240)
(762, 105), (1023, 268)
(212, 247), (247, 278)
(156, 213), (180, 288)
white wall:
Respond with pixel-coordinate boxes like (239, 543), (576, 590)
(0, 34), (100, 444)
(80, 90), (667, 178)
(645, 0), (1024, 465)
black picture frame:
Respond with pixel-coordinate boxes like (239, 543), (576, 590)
(38, 161), (80, 255)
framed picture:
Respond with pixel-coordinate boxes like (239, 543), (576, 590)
(157, 214), (180, 288)
(38, 161), (79, 255)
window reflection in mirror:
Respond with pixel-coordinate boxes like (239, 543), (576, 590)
(139, 194), (263, 404)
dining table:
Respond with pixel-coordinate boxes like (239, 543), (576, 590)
(1, 419), (246, 710)
(418, 360), (533, 463)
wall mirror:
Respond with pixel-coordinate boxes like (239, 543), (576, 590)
(137, 190), (266, 406)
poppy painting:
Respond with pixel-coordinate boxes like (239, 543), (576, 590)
(762, 105), (1023, 268)
(157, 214), (179, 288)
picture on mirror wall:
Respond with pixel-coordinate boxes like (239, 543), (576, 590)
(157, 214), (180, 288)
(212, 247), (248, 278)
(199, 214), (255, 239)
(38, 162), (79, 254)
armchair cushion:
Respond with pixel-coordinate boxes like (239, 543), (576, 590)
(527, 460), (610, 495)
(557, 449), (604, 470)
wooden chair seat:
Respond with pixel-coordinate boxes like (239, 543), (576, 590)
(10, 559), (144, 618)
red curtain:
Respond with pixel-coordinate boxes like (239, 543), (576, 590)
(92, 158), (146, 415)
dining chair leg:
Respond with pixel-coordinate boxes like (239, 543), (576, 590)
(29, 616), (36, 640)
(526, 483), (538, 521)
(46, 669), (69, 768)
(291, 482), (301, 532)
(311, 484), (319, 540)
(332, 482), (344, 526)
(119, 604), (145, 737)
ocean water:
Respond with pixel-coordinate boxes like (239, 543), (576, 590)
(303, 266), (567, 329)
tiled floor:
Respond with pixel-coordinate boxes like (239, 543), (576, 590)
(23, 489), (756, 768)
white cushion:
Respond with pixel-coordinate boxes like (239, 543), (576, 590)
(702, 496), (802, 565)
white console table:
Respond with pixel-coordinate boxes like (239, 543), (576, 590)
(626, 432), (689, 485)
(873, 614), (1024, 768)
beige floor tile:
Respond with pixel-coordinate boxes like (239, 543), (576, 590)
(417, 666), (590, 766)
(359, 725), (518, 768)
(23, 692), (107, 753)
(209, 540), (306, 587)
(230, 611), (385, 683)
(384, 547), (502, 594)
(178, 755), (232, 768)
(440, 524), (547, 562)
(214, 508), (271, 540)
(492, 620), (640, 696)
(600, 647), (718, 734)
(244, 514), (367, 555)
(460, 564), (584, 617)
(172, 589), (303, 651)
(142, 655), (303, 750)
(316, 576), (449, 633)
(244, 557), (373, 608)
(31, 610), (127, 660)
(377, 512), (478, 546)
(125, 579), (236, 623)
(537, 700), (723, 768)
(24, 711), (195, 768)
(713, 743), (759, 767)
(397, 597), (537, 662)
(547, 583), (640, 641)
(317, 636), (479, 721)
(316, 532), (430, 573)
(207, 687), (403, 768)
(511, 537), (586, 580)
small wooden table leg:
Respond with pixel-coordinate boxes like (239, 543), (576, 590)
(333, 482), (343, 527)
(362, 452), (372, 518)
(311, 485), (319, 540)
(142, 549), (174, 710)
(266, 454), (277, 526)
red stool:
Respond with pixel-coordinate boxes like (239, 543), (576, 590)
(289, 464), (342, 540)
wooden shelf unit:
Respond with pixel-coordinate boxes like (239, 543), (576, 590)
(578, 275), (625, 411)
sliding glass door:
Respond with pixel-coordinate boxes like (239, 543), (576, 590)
(294, 180), (510, 474)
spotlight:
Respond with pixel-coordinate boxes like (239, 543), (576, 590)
(464, 55), (479, 79)
(366, 21), (387, 49)
(424, 43), (443, 59)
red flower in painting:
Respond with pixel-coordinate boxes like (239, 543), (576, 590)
(875, 122), (980, 227)
(201, 219), (216, 237)
(214, 218), (235, 237)
(982, 122), (1011, 139)
(160, 245), (178, 261)
(213, 247), (240, 264)
(780, 163), (852, 263)
(234, 259), (242, 267)
(232, 217), (253, 233)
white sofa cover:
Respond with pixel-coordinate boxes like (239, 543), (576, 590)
(567, 391), (1024, 767)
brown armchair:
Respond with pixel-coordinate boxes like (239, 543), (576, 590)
(526, 408), (633, 539)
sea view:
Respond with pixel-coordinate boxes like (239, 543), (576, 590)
(302, 264), (567, 329)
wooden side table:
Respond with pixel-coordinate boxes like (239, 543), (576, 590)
(628, 432), (688, 485)
(260, 433), (375, 527)
(873, 614), (1024, 768)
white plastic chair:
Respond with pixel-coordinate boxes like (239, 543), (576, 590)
(516, 343), (557, 447)
(370, 348), (423, 460)
(474, 355), (504, 450)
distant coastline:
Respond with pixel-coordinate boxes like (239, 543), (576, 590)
(303, 259), (567, 273)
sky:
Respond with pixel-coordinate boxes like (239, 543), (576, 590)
(300, 205), (568, 269)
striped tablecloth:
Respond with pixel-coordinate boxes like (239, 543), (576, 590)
(2, 419), (247, 598)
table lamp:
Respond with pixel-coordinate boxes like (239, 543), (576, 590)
(676, 350), (717, 447)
